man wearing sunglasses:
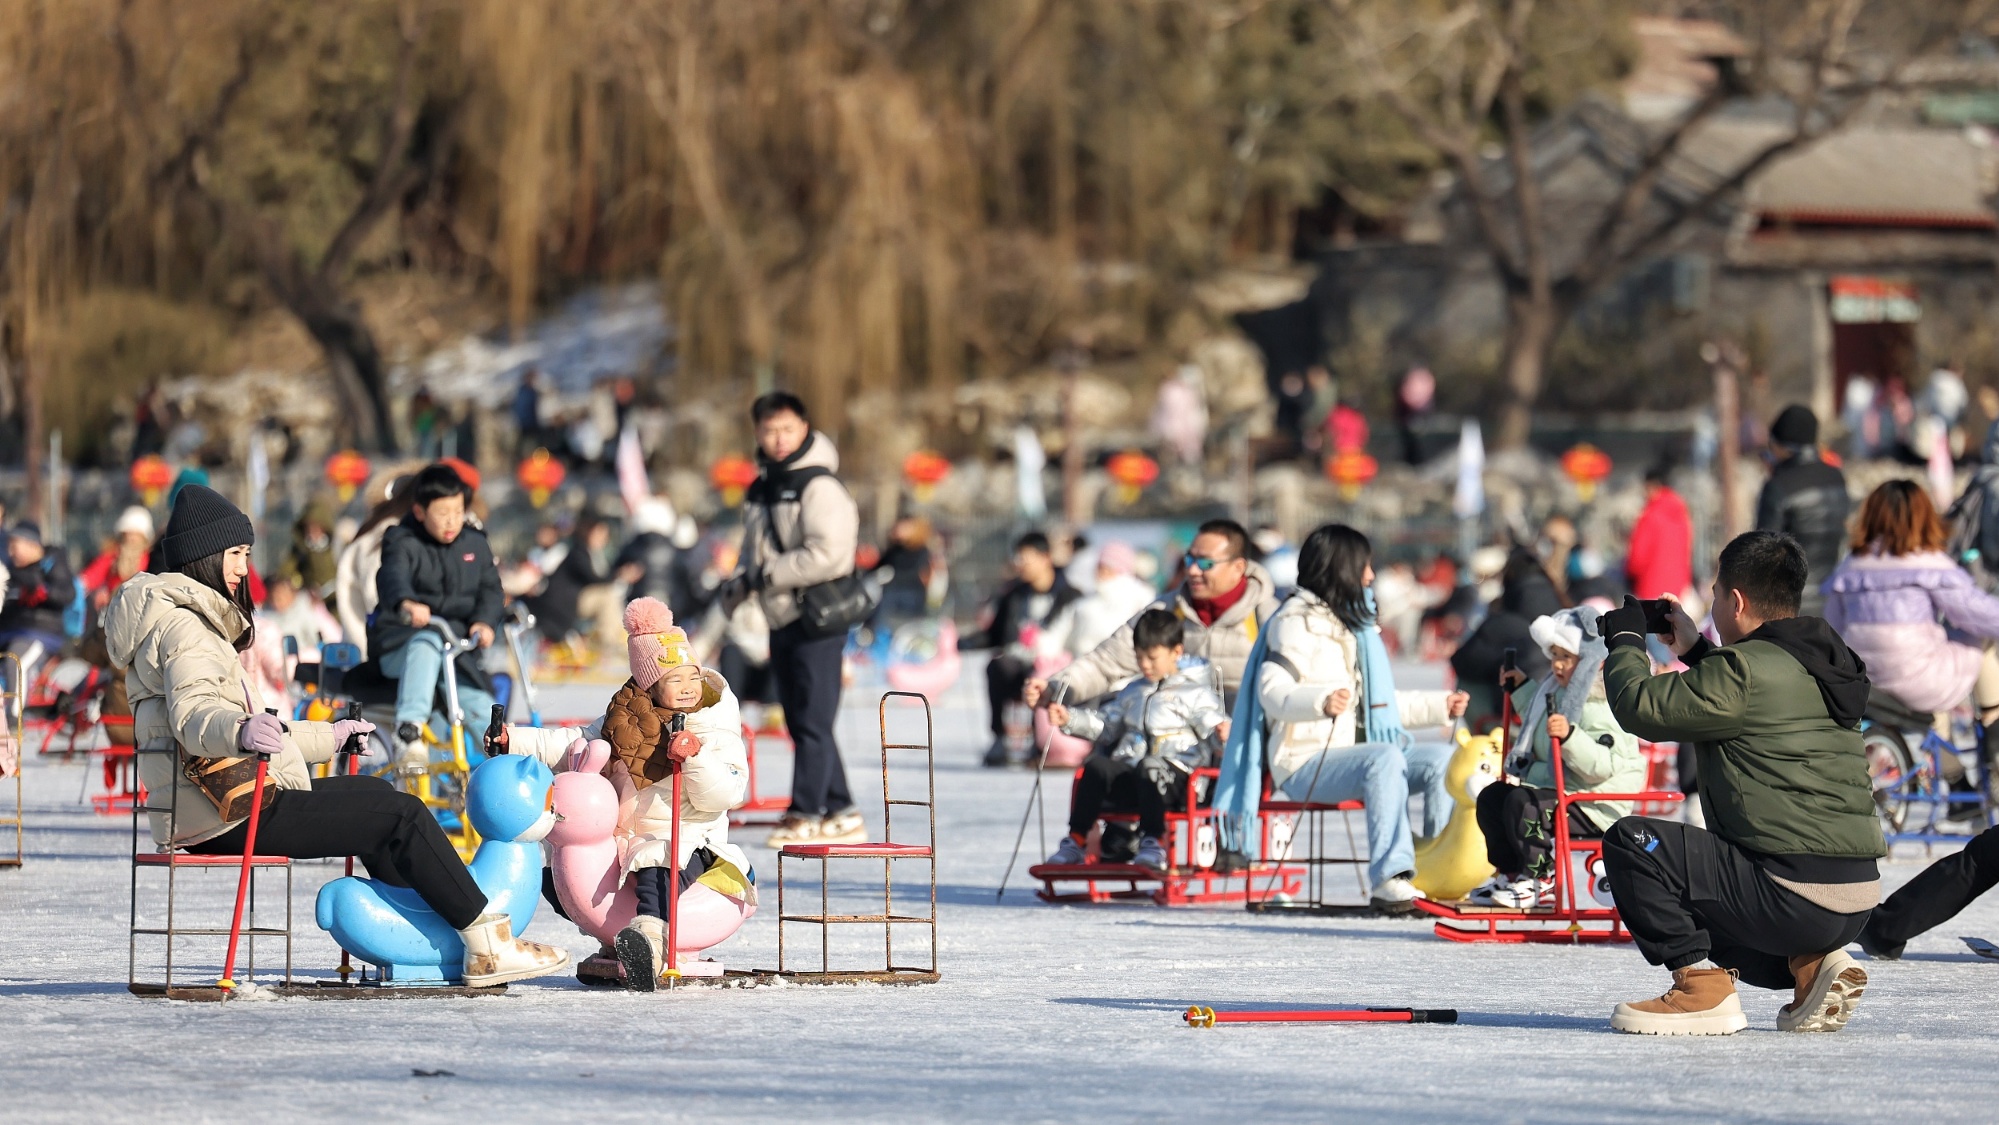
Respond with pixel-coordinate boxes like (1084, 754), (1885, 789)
(1025, 518), (1277, 715)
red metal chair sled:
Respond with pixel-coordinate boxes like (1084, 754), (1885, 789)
(1411, 724), (1682, 943)
(730, 723), (793, 828)
(1027, 767), (1310, 907)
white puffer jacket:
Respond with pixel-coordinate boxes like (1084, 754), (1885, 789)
(104, 572), (339, 847)
(510, 670), (751, 883)
(1256, 591), (1454, 788)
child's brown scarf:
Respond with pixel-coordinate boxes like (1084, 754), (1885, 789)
(602, 678), (672, 790)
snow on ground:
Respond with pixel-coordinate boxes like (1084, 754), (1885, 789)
(3, 658), (1999, 1123)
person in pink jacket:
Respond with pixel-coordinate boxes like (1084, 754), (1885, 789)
(1821, 479), (1999, 717)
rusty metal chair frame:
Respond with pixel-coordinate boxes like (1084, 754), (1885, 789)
(0, 654), (22, 866)
(128, 742), (292, 996)
(776, 691), (937, 982)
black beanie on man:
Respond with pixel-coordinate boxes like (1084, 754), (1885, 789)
(156, 484), (255, 571)
(1769, 404), (1819, 448)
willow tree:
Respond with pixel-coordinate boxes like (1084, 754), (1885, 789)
(1324, 0), (1998, 450)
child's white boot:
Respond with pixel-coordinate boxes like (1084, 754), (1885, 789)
(458, 913), (571, 987)
(614, 915), (668, 993)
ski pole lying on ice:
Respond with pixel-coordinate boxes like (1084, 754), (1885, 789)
(1183, 1005), (1458, 1027)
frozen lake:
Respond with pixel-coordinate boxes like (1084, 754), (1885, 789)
(2, 657), (1996, 1123)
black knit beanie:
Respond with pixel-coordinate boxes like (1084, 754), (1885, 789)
(156, 485), (255, 571)
(1769, 404), (1819, 447)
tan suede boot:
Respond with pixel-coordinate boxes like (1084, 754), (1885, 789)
(1610, 967), (1748, 1035)
(1777, 949), (1867, 1032)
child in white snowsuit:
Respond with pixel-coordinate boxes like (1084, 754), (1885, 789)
(496, 598), (751, 991)
(1468, 606), (1643, 908)
(1045, 609), (1230, 871)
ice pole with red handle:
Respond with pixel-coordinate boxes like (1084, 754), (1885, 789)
(218, 709), (278, 994)
(665, 712), (685, 982)
(1184, 1006), (1457, 1027)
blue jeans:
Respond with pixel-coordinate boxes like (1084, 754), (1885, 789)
(379, 630), (497, 742)
(1278, 740), (1454, 888)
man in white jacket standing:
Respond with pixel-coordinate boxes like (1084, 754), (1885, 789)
(720, 392), (865, 846)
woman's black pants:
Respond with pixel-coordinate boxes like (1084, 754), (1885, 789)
(186, 774), (488, 931)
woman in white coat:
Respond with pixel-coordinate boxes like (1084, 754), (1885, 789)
(1258, 524), (1469, 911)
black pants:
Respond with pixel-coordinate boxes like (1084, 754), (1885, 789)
(1069, 755), (1169, 839)
(986, 653), (1033, 740)
(770, 620), (852, 818)
(1863, 825), (1999, 949)
(187, 775), (487, 931)
(1601, 817), (1870, 990)
(1473, 781), (1599, 879)
(634, 849), (713, 919)
(719, 643), (776, 705)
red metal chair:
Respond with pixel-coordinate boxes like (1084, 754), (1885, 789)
(730, 723), (793, 828)
(128, 743), (293, 997)
(1412, 727), (1682, 943)
(776, 692), (937, 982)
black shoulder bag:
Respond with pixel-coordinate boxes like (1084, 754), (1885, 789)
(757, 467), (880, 639)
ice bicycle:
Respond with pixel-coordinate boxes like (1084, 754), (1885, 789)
(1861, 689), (1995, 847)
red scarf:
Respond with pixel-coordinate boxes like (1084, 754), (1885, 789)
(1186, 575), (1250, 626)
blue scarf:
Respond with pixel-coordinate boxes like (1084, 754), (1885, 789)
(1214, 591), (1407, 853)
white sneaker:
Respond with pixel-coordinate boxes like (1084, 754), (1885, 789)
(1369, 875), (1424, 914)
(1466, 874), (1514, 905)
(1489, 877), (1554, 910)
(817, 807), (867, 844)
(458, 912), (571, 987)
(1045, 836), (1088, 866)
(1133, 836), (1168, 872)
(764, 814), (821, 848)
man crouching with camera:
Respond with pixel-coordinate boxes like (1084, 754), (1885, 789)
(1597, 530), (1884, 1036)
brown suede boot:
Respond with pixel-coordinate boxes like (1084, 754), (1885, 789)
(1610, 966), (1747, 1035)
(1777, 948), (1867, 1032)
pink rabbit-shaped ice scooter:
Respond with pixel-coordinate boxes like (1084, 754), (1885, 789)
(547, 738), (755, 983)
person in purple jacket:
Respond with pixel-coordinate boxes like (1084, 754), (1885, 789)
(1821, 479), (1999, 721)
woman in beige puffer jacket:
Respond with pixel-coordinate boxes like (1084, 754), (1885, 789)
(108, 484), (567, 986)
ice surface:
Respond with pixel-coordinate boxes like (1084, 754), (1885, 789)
(3, 659), (1998, 1123)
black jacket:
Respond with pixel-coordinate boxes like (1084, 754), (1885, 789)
(1756, 452), (1850, 596)
(614, 531), (676, 606)
(370, 518), (503, 656)
(959, 575), (1082, 652)
(526, 535), (612, 640)
(0, 552), (76, 639)
(1451, 554), (1565, 689)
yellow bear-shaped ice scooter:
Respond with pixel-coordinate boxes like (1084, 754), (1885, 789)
(1411, 727), (1504, 902)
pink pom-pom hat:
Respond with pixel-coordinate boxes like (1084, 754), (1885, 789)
(625, 597), (694, 689)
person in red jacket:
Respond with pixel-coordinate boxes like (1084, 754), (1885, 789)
(1626, 466), (1693, 601)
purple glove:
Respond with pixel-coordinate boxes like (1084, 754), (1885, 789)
(237, 713), (286, 757)
(331, 718), (376, 749)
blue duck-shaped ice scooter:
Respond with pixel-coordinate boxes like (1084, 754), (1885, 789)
(316, 754), (555, 983)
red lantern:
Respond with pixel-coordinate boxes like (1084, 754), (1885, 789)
(516, 448), (567, 508)
(1106, 450), (1160, 505)
(901, 450), (952, 503)
(130, 455), (173, 507)
(325, 449), (372, 503)
(1560, 442), (1613, 502)
(1325, 450), (1379, 501)
(710, 455), (759, 508)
